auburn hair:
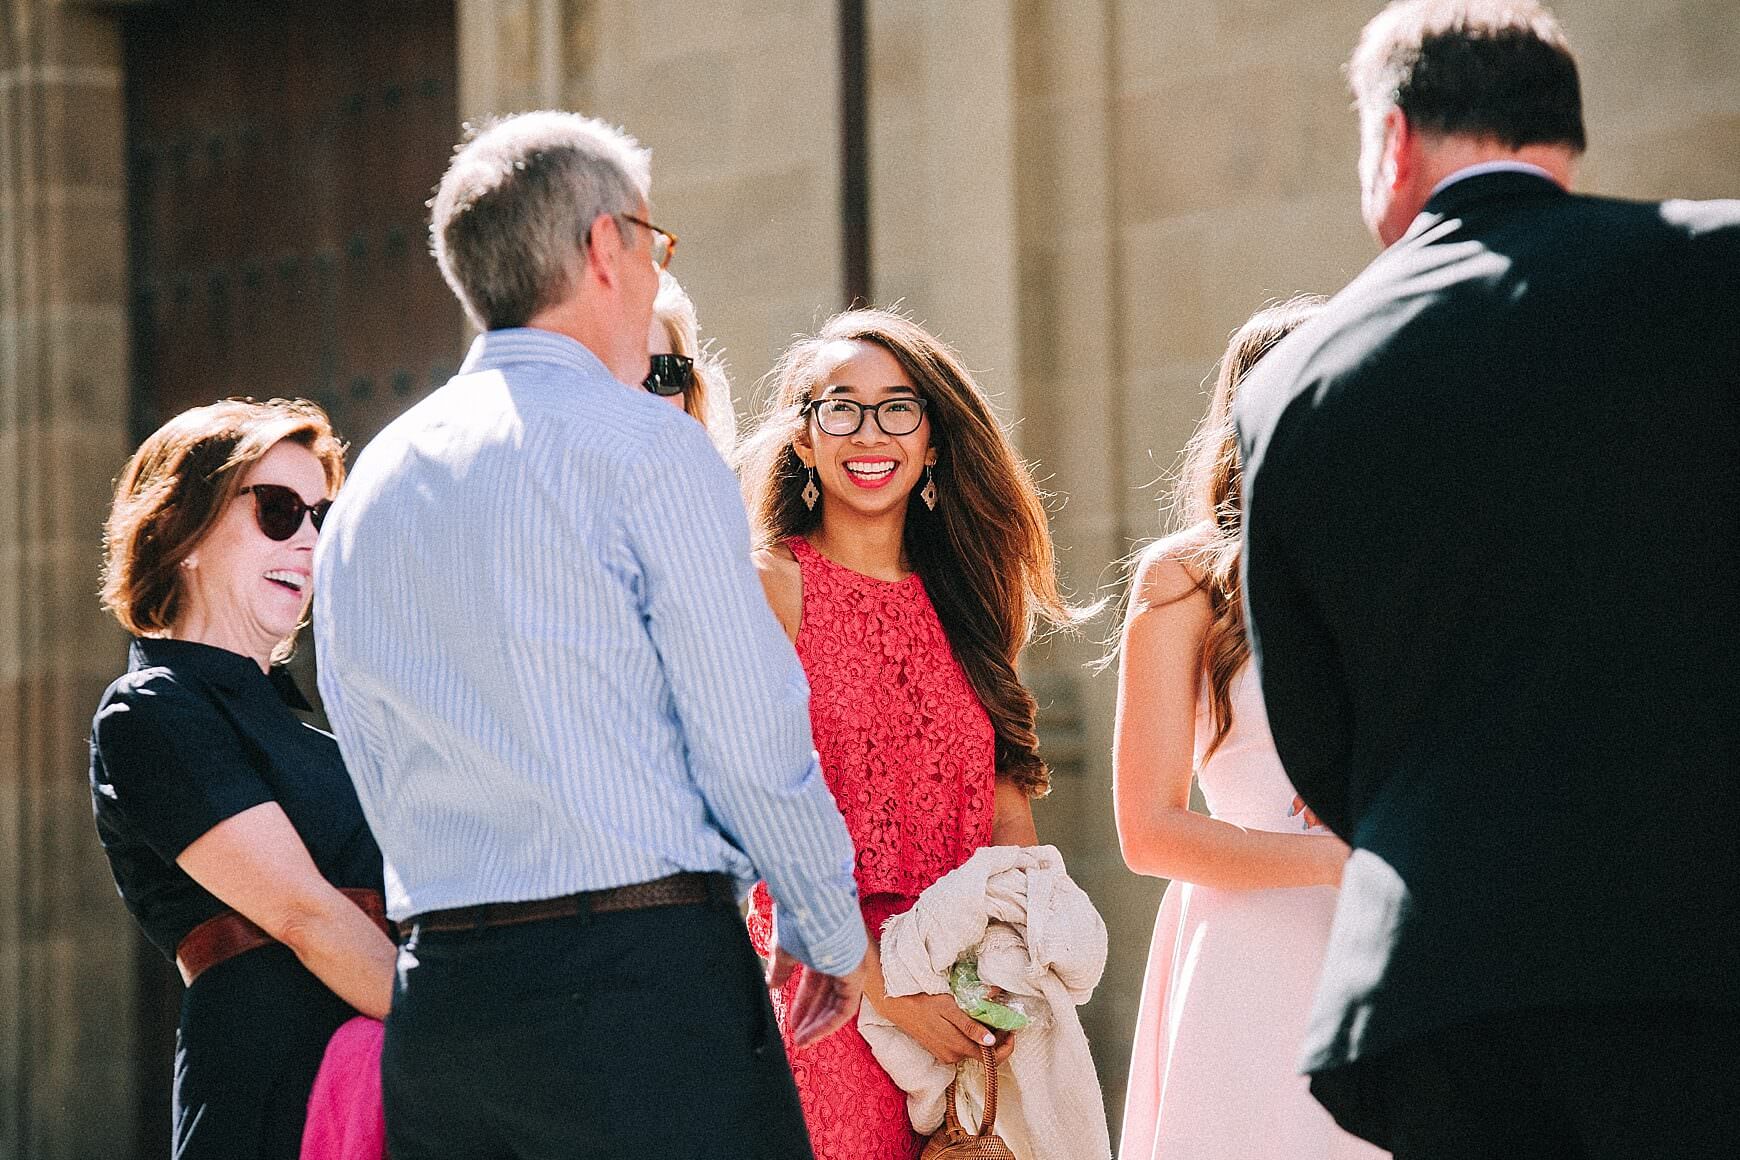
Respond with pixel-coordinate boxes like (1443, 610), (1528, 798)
(101, 399), (346, 660)
(1172, 295), (1324, 760)
(735, 309), (1081, 796)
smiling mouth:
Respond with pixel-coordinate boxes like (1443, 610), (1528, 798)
(264, 570), (306, 594)
(843, 459), (897, 485)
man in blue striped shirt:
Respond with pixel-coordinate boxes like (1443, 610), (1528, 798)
(313, 111), (866, 1158)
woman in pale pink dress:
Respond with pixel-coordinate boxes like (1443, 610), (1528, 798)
(1114, 297), (1388, 1159)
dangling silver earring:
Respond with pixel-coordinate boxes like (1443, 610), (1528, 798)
(920, 465), (938, 511)
(802, 467), (820, 511)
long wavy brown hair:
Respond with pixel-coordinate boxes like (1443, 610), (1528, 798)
(1172, 295), (1324, 760)
(735, 309), (1080, 796)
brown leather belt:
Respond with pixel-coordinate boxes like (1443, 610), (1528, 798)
(174, 887), (391, 987)
(406, 871), (732, 935)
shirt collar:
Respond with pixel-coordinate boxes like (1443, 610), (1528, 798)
(1427, 160), (1561, 201)
(128, 636), (313, 710)
(458, 327), (623, 387)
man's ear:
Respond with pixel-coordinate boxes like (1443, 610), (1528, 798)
(584, 211), (625, 291)
(1384, 107), (1415, 193)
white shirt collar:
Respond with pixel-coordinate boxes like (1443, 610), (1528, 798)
(1428, 160), (1561, 201)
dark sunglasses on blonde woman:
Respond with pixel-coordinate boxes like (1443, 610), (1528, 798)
(240, 484), (332, 541)
(643, 353), (693, 397)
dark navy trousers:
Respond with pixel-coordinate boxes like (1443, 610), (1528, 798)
(383, 893), (815, 1160)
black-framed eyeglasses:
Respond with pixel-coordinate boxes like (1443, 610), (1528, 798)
(804, 396), (929, 437)
(644, 353), (693, 397)
(240, 484), (331, 541)
(620, 213), (678, 271)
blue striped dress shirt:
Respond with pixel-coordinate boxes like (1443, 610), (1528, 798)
(312, 328), (866, 976)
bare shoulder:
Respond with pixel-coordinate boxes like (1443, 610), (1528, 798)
(751, 545), (803, 642)
(752, 542), (799, 586)
(1130, 525), (1215, 614)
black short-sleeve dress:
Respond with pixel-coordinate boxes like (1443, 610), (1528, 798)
(90, 637), (385, 1160)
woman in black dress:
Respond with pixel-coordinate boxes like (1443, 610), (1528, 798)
(90, 399), (395, 1158)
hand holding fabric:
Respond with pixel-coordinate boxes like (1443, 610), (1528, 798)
(870, 990), (1014, 1066)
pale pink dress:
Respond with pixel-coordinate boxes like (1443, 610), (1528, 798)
(1119, 665), (1389, 1160)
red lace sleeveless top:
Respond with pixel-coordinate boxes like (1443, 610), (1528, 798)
(750, 537), (996, 944)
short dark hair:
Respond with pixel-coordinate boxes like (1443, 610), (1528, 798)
(1350, 0), (1585, 153)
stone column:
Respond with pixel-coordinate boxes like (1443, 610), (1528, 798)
(457, 0), (594, 126)
(0, 1), (139, 1155)
(1003, 2), (1145, 1129)
(866, 0), (1022, 425)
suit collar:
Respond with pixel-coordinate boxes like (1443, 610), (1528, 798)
(1420, 169), (1567, 220)
(1427, 160), (1559, 200)
(1395, 170), (1568, 249)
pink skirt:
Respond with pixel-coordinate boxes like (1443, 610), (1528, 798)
(300, 1016), (387, 1160)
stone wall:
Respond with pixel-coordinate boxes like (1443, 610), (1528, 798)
(866, 0), (1023, 425)
(1563, 0), (1740, 200)
(1, 2), (139, 1155)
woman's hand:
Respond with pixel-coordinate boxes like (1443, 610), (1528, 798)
(1291, 794), (1325, 830)
(868, 991), (1016, 1066)
(1116, 542), (1355, 891)
(860, 929), (1015, 1066)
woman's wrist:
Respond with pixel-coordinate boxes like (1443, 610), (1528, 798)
(860, 930), (888, 1006)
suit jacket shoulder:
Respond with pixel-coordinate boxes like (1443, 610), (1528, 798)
(1236, 180), (1740, 515)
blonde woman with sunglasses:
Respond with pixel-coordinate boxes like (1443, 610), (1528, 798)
(645, 271), (736, 454)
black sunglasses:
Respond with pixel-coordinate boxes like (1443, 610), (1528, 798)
(643, 353), (694, 397)
(240, 484), (332, 541)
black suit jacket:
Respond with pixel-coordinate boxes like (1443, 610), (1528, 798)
(1233, 171), (1740, 1073)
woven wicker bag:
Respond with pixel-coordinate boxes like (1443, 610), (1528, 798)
(920, 1044), (1018, 1159)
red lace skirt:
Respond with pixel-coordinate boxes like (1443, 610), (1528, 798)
(751, 891), (923, 1160)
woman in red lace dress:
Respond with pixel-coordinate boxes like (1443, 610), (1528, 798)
(736, 308), (1077, 1159)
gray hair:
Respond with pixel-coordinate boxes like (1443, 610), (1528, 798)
(431, 111), (652, 331)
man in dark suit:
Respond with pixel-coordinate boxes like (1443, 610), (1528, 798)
(1233, 2), (1740, 1156)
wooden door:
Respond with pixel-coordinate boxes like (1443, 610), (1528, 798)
(126, 0), (467, 449)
